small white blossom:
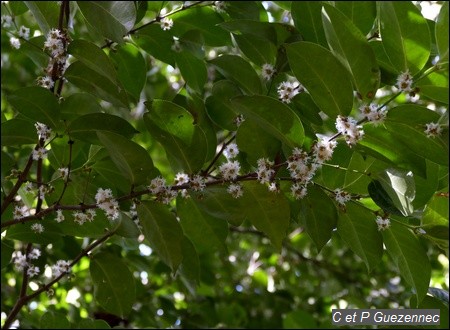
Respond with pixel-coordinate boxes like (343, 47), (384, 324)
(95, 188), (120, 221)
(38, 185), (47, 200)
(24, 182), (35, 193)
(227, 183), (243, 198)
(277, 81), (303, 104)
(148, 177), (167, 195)
(335, 115), (364, 147)
(256, 158), (275, 184)
(174, 172), (189, 186)
(160, 17), (173, 31)
(31, 223), (45, 234)
(1, 15), (12, 28)
(262, 63), (276, 81)
(35, 122), (52, 141)
(171, 39), (182, 52)
(37, 76), (55, 89)
(287, 149), (315, 184)
(359, 103), (387, 125)
(58, 167), (69, 179)
(268, 182), (279, 193)
(424, 122), (442, 138)
(219, 160), (241, 181)
(44, 28), (65, 57)
(396, 70), (413, 93)
(13, 205), (29, 220)
(32, 147), (48, 160)
(213, 1), (227, 13)
(313, 139), (336, 163)
(51, 260), (71, 277)
(223, 143), (239, 160)
(12, 251), (28, 271)
(86, 209), (96, 222)
(10, 37), (20, 49)
(334, 188), (351, 206)
(18, 25), (30, 40)
(234, 114), (245, 127)
(27, 266), (40, 277)
(376, 216), (391, 231)
(190, 175), (206, 191)
(55, 209), (65, 223)
(291, 183), (308, 200)
(28, 248), (41, 260)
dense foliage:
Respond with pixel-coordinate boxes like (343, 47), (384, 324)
(1, 1), (449, 328)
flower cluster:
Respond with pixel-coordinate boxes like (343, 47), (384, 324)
(424, 122), (442, 138)
(130, 203), (141, 229)
(262, 63), (276, 81)
(1, 15), (12, 28)
(223, 143), (239, 160)
(9, 37), (20, 49)
(219, 160), (241, 181)
(73, 209), (96, 225)
(160, 17), (173, 31)
(148, 177), (177, 204)
(213, 1), (227, 13)
(190, 175), (206, 192)
(334, 188), (351, 206)
(174, 172), (190, 198)
(256, 158), (275, 185)
(13, 205), (30, 220)
(234, 114), (245, 127)
(277, 80), (303, 104)
(32, 147), (48, 160)
(31, 223), (45, 234)
(51, 260), (71, 277)
(227, 183), (243, 198)
(18, 25), (30, 40)
(359, 103), (387, 125)
(55, 209), (65, 223)
(312, 139), (336, 164)
(335, 116), (364, 146)
(12, 248), (42, 277)
(287, 148), (317, 200)
(396, 70), (413, 93)
(58, 167), (69, 179)
(95, 188), (120, 220)
(376, 216), (391, 231)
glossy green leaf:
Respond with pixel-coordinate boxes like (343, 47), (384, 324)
(423, 194), (449, 226)
(179, 237), (200, 285)
(53, 209), (114, 239)
(65, 61), (129, 108)
(97, 131), (156, 186)
(40, 311), (71, 329)
(9, 1), (29, 15)
(233, 34), (277, 66)
(283, 310), (317, 329)
(68, 40), (118, 83)
(1, 240), (14, 270)
(337, 202), (383, 272)
(416, 67), (449, 104)
(60, 93), (103, 119)
(334, 2), (377, 35)
(175, 51), (207, 93)
(291, 93), (323, 126)
(189, 187), (246, 227)
(115, 213), (140, 238)
(1, 119), (36, 146)
(78, 319), (111, 329)
(322, 4), (380, 101)
(417, 295), (449, 329)
(205, 80), (242, 131)
(226, 2), (264, 20)
(91, 158), (131, 193)
(436, 2), (449, 62)
(219, 20), (277, 44)
(90, 252), (136, 318)
(143, 100), (207, 173)
(291, 2), (327, 47)
(77, 1), (136, 44)
(286, 42), (353, 117)
(231, 95), (304, 148)
(413, 160), (439, 209)
(137, 201), (184, 271)
(24, 1), (59, 34)
(379, 1), (431, 74)
(299, 185), (338, 252)
(242, 182), (290, 250)
(382, 221), (431, 306)
(68, 113), (137, 145)
(8, 87), (60, 128)
(210, 55), (263, 95)
(177, 195), (228, 253)
(5, 220), (64, 245)
(133, 24), (175, 65)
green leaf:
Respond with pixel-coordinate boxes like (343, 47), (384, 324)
(65, 61), (129, 108)
(1, 240), (14, 270)
(436, 2), (449, 62)
(97, 131), (156, 186)
(1, 119), (36, 146)
(52, 209), (114, 239)
(175, 51), (207, 94)
(242, 182), (290, 250)
(219, 20), (277, 44)
(283, 310), (317, 329)
(5, 220), (64, 245)
(143, 100), (207, 173)
(60, 93), (103, 120)
(40, 311), (71, 329)
(188, 187), (246, 227)
(78, 319), (111, 329)
(286, 42), (353, 117)
(322, 4), (380, 101)
(8, 87), (60, 129)
(417, 295), (449, 329)
(205, 80), (242, 131)
(132, 24), (175, 66)
(231, 95), (304, 148)
(179, 237), (200, 285)
(291, 93), (323, 126)
(177, 195), (228, 253)
(77, 1), (136, 44)
(90, 252), (136, 318)
(291, 2), (327, 47)
(137, 201), (184, 271)
(24, 1), (59, 34)
(382, 221), (431, 306)
(115, 213), (140, 238)
(68, 40), (118, 83)
(423, 194), (449, 226)
(416, 67), (449, 104)
(92, 158), (136, 193)
(337, 202), (383, 272)
(334, 2), (377, 35)
(377, 168), (415, 217)
(210, 55), (263, 95)
(68, 113), (137, 145)
(299, 185), (338, 252)
(226, 2), (264, 20)
(233, 34), (277, 66)
(379, 1), (431, 74)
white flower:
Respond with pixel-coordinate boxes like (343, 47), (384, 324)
(10, 37), (20, 49)
(174, 172), (189, 186)
(234, 114), (245, 127)
(376, 216), (391, 231)
(55, 209), (65, 223)
(31, 223), (45, 234)
(95, 188), (120, 221)
(424, 122), (442, 138)
(213, 1), (227, 13)
(334, 188), (351, 206)
(262, 63), (276, 81)
(268, 182), (279, 193)
(160, 17), (173, 31)
(24, 182), (35, 193)
(224, 143), (239, 160)
(396, 70), (413, 93)
(335, 116), (364, 147)
(12, 251), (28, 271)
(359, 103), (387, 125)
(219, 160), (241, 180)
(27, 266), (40, 277)
(13, 205), (29, 220)
(35, 122), (52, 141)
(32, 147), (48, 160)
(291, 183), (307, 200)
(277, 81), (303, 104)
(160, 188), (178, 204)
(171, 39), (182, 52)
(58, 167), (69, 179)
(28, 248), (41, 260)
(44, 28), (65, 57)
(38, 185), (47, 200)
(51, 260), (71, 277)
(148, 177), (167, 194)
(18, 25), (30, 40)
(227, 183), (243, 198)
(1, 15), (12, 28)
(37, 76), (54, 89)
(86, 209), (96, 222)
(190, 175), (206, 191)
(313, 139), (336, 163)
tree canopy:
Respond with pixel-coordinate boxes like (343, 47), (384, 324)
(1, 1), (449, 329)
